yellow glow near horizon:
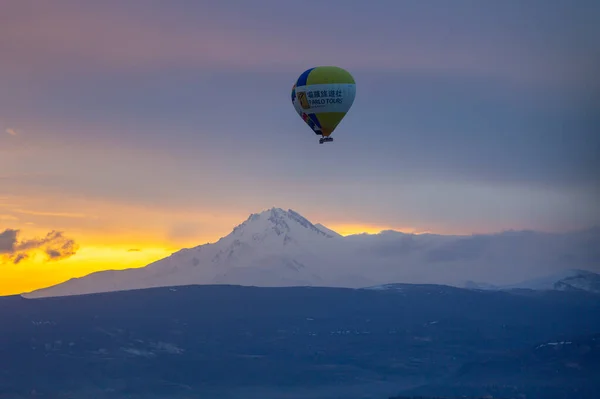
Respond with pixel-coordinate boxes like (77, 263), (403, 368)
(1, 245), (176, 296)
(329, 224), (430, 236)
(1, 221), (420, 296)
(0, 193), (439, 297)
(0, 193), (241, 296)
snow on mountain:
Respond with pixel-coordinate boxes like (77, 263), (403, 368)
(314, 223), (343, 238)
(23, 208), (373, 298)
(524, 269), (600, 293)
(463, 281), (501, 290)
(554, 270), (600, 293)
(465, 269), (600, 294)
(22, 207), (600, 298)
(504, 269), (597, 290)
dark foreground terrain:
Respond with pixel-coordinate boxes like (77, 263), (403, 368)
(1, 284), (599, 398)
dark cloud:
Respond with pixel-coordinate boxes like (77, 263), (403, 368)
(0, 229), (18, 254)
(0, 228), (79, 264)
(13, 253), (28, 264)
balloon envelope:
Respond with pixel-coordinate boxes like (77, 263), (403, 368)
(291, 66), (356, 137)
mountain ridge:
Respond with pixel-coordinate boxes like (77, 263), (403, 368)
(465, 268), (600, 294)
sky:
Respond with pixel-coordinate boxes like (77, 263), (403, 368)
(1, 0), (599, 295)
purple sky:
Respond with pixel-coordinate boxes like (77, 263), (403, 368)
(1, 0), (599, 236)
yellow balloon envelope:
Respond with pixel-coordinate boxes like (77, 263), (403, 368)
(291, 66), (356, 143)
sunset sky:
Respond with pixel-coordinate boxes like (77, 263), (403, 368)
(1, 0), (599, 296)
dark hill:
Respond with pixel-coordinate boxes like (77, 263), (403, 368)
(1, 284), (599, 398)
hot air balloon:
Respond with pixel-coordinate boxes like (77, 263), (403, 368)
(291, 66), (356, 144)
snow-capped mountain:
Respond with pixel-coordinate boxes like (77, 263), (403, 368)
(23, 208), (371, 298)
(553, 270), (600, 292)
(465, 269), (600, 294)
(22, 207), (600, 298)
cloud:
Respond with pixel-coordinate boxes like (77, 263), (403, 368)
(0, 228), (79, 264)
(0, 1), (300, 76)
(0, 214), (18, 221)
(12, 209), (88, 218)
(0, 229), (18, 254)
(426, 235), (492, 263)
(5, 128), (17, 136)
(127, 248), (141, 252)
(1, 0), (597, 88)
(13, 253), (28, 264)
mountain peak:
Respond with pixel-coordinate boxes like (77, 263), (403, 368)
(223, 207), (335, 246)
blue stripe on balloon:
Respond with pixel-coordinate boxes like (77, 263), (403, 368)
(308, 113), (321, 128)
(296, 67), (315, 87)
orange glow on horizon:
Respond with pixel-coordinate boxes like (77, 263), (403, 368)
(0, 193), (444, 297)
(329, 223), (431, 236)
(1, 245), (176, 296)
(0, 194), (241, 296)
